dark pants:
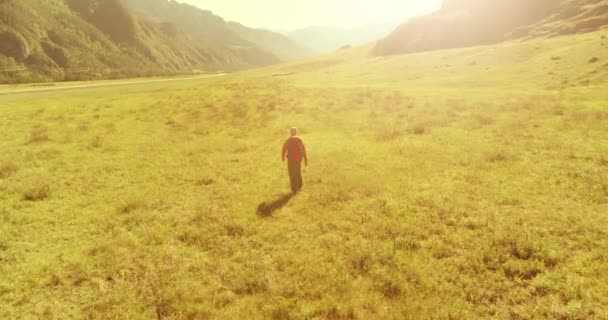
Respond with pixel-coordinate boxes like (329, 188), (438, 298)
(287, 159), (303, 193)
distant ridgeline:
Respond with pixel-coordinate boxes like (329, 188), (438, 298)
(0, 0), (310, 83)
(375, 0), (608, 55)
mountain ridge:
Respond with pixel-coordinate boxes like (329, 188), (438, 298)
(289, 21), (401, 53)
(0, 0), (310, 83)
(375, 0), (608, 56)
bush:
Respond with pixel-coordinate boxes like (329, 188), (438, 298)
(0, 30), (29, 60)
(411, 122), (428, 135)
(41, 41), (69, 68)
(27, 128), (49, 144)
(0, 162), (17, 179)
(485, 151), (510, 162)
(22, 183), (51, 201)
(0, 54), (17, 66)
(24, 51), (58, 68)
(116, 195), (147, 214)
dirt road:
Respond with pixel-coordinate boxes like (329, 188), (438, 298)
(0, 74), (225, 95)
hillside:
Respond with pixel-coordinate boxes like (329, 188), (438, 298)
(375, 0), (608, 55)
(289, 21), (401, 53)
(262, 26), (608, 91)
(124, 0), (311, 63)
(518, 0), (608, 37)
(0, 0), (308, 83)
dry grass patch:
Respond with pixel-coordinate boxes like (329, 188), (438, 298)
(485, 150), (516, 163)
(0, 162), (17, 179)
(195, 178), (215, 186)
(410, 122), (429, 135)
(90, 136), (102, 149)
(22, 183), (51, 201)
(116, 199), (146, 214)
(27, 128), (49, 144)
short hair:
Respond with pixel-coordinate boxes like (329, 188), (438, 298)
(290, 127), (297, 136)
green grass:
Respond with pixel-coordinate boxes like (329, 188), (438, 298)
(0, 30), (607, 319)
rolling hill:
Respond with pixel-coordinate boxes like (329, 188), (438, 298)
(0, 0), (310, 83)
(375, 0), (608, 55)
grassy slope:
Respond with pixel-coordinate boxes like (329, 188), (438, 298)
(269, 28), (608, 92)
(0, 30), (607, 319)
(526, 0), (608, 37)
(375, 0), (608, 56)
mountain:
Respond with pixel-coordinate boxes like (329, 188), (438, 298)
(121, 0), (280, 68)
(289, 21), (401, 53)
(0, 0), (309, 83)
(227, 22), (313, 61)
(375, 0), (608, 56)
(123, 0), (311, 62)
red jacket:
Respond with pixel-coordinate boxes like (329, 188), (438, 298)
(282, 136), (307, 163)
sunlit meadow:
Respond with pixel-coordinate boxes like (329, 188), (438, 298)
(1, 28), (607, 319)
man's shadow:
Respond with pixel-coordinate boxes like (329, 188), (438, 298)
(257, 193), (296, 217)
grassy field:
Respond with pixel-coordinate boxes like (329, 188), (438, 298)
(1, 30), (607, 319)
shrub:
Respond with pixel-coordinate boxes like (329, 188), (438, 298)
(475, 114), (494, 126)
(224, 223), (245, 237)
(22, 183), (51, 201)
(0, 30), (29, 60)
(411, 123), (427, 135)
(485, 150), (513, 162)
(90, 136), (102, 149)
(41, 41), (70, 68)
(24, 51), (57, 68)
(381, 279), (402, 299)
(195, 178), (215, 186)
(376, 127), (404, 141)
(214, 290), (236, 308)
(0, 162), (17, 179)
(27, 128), (49, 144)
(116, 199), (144, 214)
(502, 258), (544, 280)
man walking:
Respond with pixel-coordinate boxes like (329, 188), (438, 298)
(282, 127), (308, 193)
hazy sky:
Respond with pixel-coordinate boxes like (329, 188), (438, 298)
(180, 0), (443, 30)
